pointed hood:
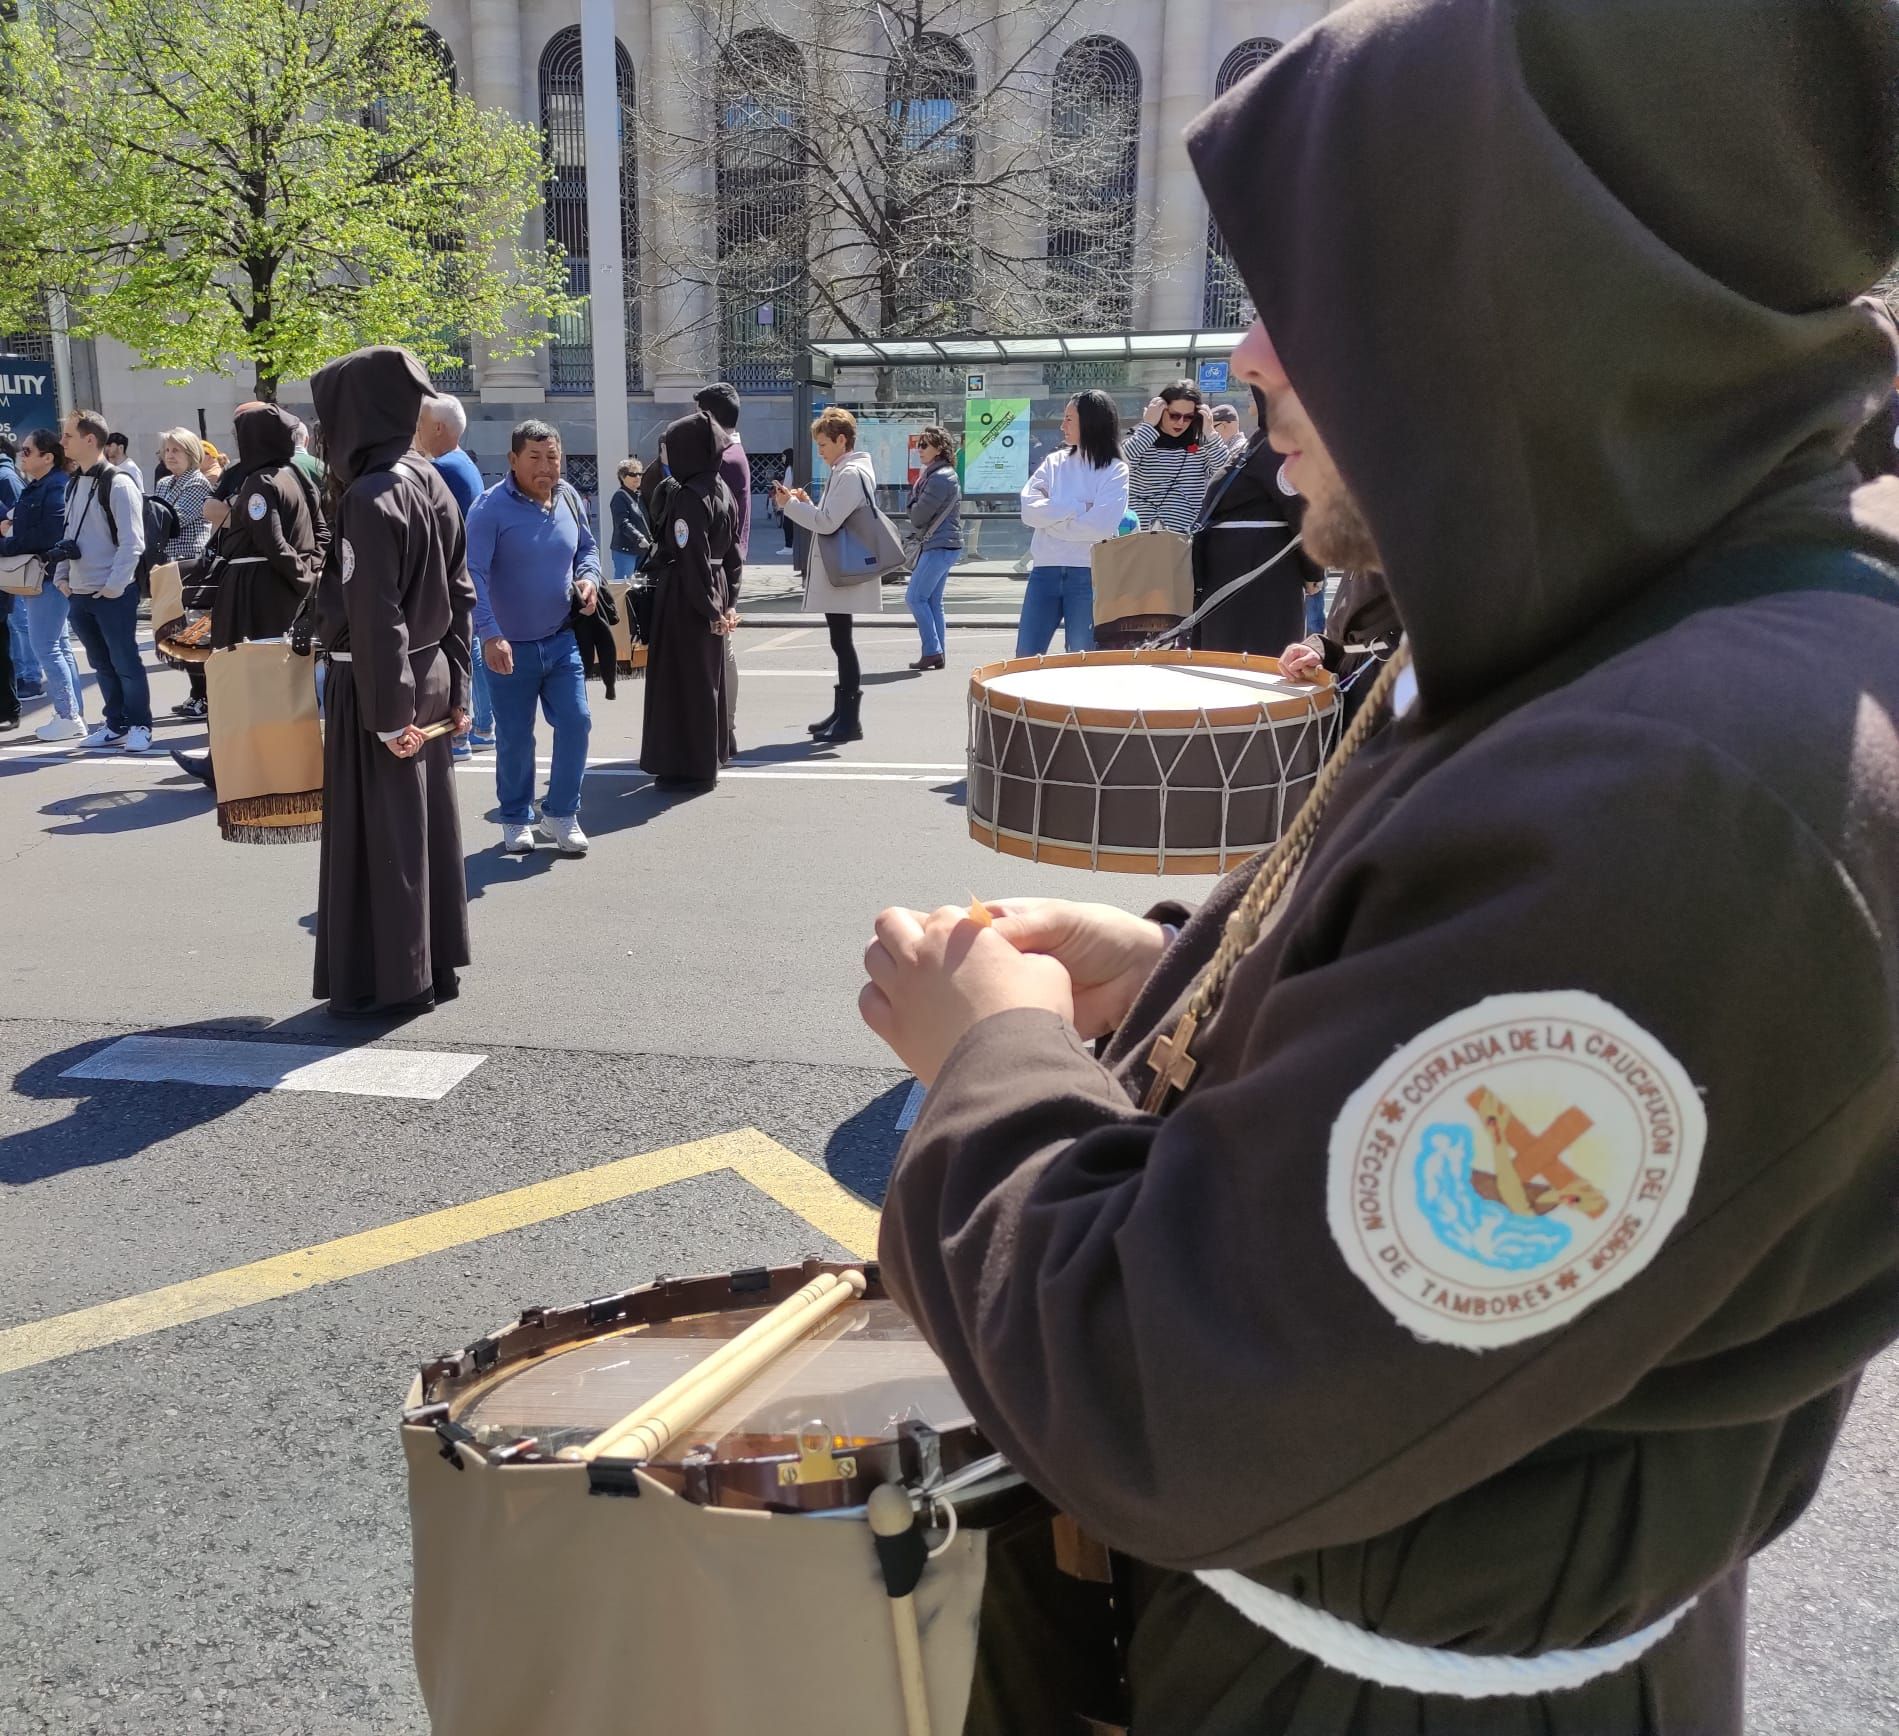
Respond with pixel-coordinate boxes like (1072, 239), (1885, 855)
(231, 402), (297, 469)
(661, 410), (723, 490)
(309, 346), (433, 489)
(1188, 0), (1899, 712)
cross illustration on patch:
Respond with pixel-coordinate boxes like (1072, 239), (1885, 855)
(1466, 1087), (1607, 1219)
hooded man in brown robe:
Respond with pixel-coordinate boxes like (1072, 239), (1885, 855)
(310, 347), (475, 1017)
(860, 3), (1899, 1732)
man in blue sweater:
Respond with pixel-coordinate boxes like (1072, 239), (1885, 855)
(465, 419), (600, 856)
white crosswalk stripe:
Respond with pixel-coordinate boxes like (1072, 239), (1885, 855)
(62, 1035), (486, 1100)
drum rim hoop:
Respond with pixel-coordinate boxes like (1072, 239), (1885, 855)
(969, 648), (1335, 730)
(967, 815), (1263, 878)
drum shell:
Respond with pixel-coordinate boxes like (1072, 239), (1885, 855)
(967, 650), (1336, 875)
(405, 1400), (992, 1736)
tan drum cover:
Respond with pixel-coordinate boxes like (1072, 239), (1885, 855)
(148, 561), (184, 632)
(605, 581), (635, 664)
(1090, 530), (1193, 627)
(405, 1424), (990, 1736)
(205, 642), (323, 841)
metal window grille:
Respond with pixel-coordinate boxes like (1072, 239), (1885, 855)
(540, 26), (641, 396)
(1048, 36), (1140, 332)
(0, 325), (53, 365)
(885, 33), (975, 333)
(1202, 38), (1281, 328)
(716, 30), (806, 393)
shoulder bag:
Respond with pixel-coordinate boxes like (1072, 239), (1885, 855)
(819, 466), (909, 586)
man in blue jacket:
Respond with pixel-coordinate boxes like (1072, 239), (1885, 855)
(465, 420), (600, 856)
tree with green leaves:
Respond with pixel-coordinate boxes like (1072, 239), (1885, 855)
(0, 0), (570, 400)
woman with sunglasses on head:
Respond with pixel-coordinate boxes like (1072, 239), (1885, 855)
(1123, 379), (1242, 535)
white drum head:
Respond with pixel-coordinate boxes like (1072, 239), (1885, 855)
(982, 661), (1319, 712)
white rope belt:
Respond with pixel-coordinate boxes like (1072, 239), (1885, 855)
(1204, 519), (1291, 530)
(1195, 1570), (1695, 1700)
(328, 641), (439, 664)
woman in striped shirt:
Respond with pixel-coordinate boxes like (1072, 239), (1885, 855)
(1122, 380), (1241, 533)
(156, 428), (215, 718)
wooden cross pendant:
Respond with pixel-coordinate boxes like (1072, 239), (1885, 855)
(1141, 1010), (1200, 1114)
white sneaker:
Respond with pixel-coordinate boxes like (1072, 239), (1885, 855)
(35, 716), (85, 743)
(501, 823), (536, 854)
(123, 726), (153, 754)
(81, 724), (127, 750)
(537, 810), (589, 855)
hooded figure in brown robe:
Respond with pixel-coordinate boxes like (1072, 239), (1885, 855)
(639, 410), (734, 788)
(310, 347), (475, 1016)
(209, 402), (326, 648)
(866, 3), (1899, 1733)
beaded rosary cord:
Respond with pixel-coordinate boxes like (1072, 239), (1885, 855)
(1139, 641), (1415, 1115)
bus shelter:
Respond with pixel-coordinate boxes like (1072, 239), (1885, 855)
(792, 330), (1249, 563)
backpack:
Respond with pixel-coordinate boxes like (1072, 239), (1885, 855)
(93, 466), (181, 583)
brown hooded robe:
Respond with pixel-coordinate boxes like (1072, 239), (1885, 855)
(639, 412), (734, 785)
(209, 402), (324, 649)
(310, 347), (475, 1014)
(878, 4), (1899, 1734)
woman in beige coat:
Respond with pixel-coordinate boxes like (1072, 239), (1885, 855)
(771, 406), (881, 743)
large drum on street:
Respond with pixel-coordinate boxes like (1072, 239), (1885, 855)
(967, 650), (1336, 875)
(402, 1261), (1109, 1736)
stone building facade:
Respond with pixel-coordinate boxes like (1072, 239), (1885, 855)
(61, 0), (1333, 492)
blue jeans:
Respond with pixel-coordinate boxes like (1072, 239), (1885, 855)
(906, 547), (956, 658)
(1015, 565), (1095, 656)
(10, 595), (43, 688)
(19, 588), (82, 717)
(469, 641), (494, 736)
(611, 549), (642, 583)
(1304, 587), (1327, 635)
(488, 628), (590, 823)
(65, 589), (151, 731)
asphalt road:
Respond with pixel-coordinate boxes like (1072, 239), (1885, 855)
(0, 621), (1892, 1733)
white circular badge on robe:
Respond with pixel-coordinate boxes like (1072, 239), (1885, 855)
(1326, 991), (1705, 1351)
(339, 539), (355, 585)
(247, 493), (268, 522)
(673, 517), (689, 549)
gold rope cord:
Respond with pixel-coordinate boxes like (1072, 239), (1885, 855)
(1143, 643), (1413, 1112)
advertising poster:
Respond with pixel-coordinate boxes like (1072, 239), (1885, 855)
(0, 355), (58, 447)
(963, 398), (1031, 494)
(811, 404), (935, 492)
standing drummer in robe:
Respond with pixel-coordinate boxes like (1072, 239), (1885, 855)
(310, 346), (475, 1017)
(859, 3), (1899, 1732)
(639, 410), (735, 791)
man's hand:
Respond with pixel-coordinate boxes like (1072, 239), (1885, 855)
(55, 578), (70, 597)
(985, 899), (1170, 1039)
(484, 639), (513, 676)
(451, 707), (472, 738)
(383, 725), (427, 759)
(1143, 397), (1164, 426)
(0, 519), (12, 538)
(1278, 642), (1323, 681)
(574, 578), (598, 616)
(860, 905), (1076, 1086)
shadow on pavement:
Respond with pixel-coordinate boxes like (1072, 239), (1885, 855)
(819, 1080), (912, 1206)
(933, 778), (968, 808)
(35, 780), (215, 835)
(0, 1013), (428, 1185)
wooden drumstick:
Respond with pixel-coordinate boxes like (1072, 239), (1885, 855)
(868, 1483), (934, 1736)
(573, 1269), (867, 1464)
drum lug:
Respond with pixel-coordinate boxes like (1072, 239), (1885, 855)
(467, 1335), (499, 1373)
(776, 1420), (857, 1488)
(586, 1459), (644, 1498)
(432, 1416), (478, 1470)
(729, 1266), (771, 1295)
(897, 1420), (942, 1491)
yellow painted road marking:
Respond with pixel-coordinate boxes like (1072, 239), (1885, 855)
(0, 1129), (879, 1376)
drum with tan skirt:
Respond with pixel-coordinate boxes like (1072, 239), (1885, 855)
(403, 1261), (1119, 1736)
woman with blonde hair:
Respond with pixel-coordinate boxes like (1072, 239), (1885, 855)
(770, 406), (882, 743)
(155, 427), (216, 718)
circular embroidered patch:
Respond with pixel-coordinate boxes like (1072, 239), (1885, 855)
(673, 518), (689, 548)
(247, 493), (268, 522)
(339, 539), (356, 585)
(1326, 992), (1705, 1351)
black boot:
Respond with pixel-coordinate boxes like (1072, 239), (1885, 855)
(171, 747), (215, 788)
(807, 684), (846, 737)
(816, 688), (863, 744)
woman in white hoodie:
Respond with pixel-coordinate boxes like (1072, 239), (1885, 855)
(1015, 391), (1130, 656)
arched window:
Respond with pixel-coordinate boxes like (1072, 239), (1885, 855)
(717, 30), (806, 391)
(1048, 35), (1140, 331)
(539, 26), (640, 395)
(1202, 37), (1281, 327)
(885, 32), (975, 331)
